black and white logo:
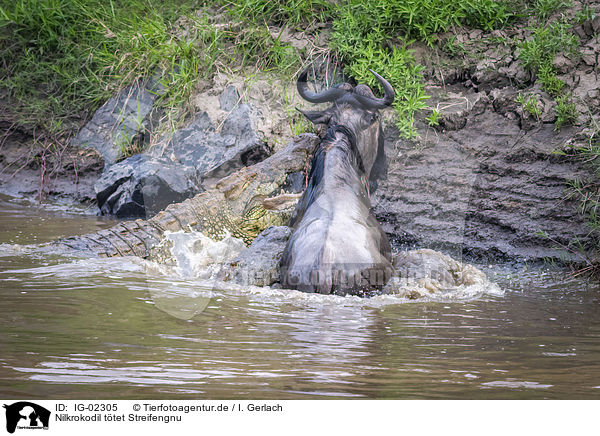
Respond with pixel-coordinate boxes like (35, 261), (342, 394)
(3, 402), (50, 434)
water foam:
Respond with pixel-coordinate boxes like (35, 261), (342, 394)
(1, 230), (502, 314)
(154, 230), (503, 306)
(164, 230), (246, 279)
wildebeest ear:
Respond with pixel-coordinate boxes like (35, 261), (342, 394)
(297, 108), (332, 125)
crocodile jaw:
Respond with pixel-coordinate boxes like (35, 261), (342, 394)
(262, 193), (303, 211)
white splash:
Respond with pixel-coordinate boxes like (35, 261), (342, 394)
(385, 248), (503, 300)
(157, 231), (502, 304)
(164, 230), (246, 279)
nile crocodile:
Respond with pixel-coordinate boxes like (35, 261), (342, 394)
(59, 134), (319, 262)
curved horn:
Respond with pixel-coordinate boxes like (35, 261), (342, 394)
(354, 69), (395, 109)
(297, 67), (346, 103)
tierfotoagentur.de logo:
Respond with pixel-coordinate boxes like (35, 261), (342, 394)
(3, 402), (50, 434)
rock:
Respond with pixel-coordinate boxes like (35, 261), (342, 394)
(580, 44), (597, 67)
(95, 154), (200, 218)
(72, 78), (164, 166)
(89, 82), (271, 218)
(162, 104), (270, 187)
(219, 85), (239, 111)
(220, 226), (292, 286)
(469, 29), (483, 40)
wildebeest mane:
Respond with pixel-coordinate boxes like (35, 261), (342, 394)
(289, 123), (364, 228)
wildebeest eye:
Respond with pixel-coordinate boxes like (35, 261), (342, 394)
(367, 112), (379, 124)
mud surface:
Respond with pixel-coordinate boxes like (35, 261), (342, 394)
(0, 126), (104, 209)
(371, 7), (599, 263)
(375, 86), (594, 262)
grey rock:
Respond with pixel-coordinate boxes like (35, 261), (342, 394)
(95, 154), (200, 218)
(220, 226), (292, 286)
(91, 87), (271, 218)
(219, 85), (239, 111)
(165, 104), (270, 187)
(72, 80), (162, 165)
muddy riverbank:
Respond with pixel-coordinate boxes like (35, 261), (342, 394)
(1, 3), (598, 266)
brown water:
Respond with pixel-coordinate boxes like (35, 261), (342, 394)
(1, 195), (599, 399)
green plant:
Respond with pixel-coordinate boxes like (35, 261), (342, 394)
(565, 176), (600, 276)
(554, 95), (577, 130)
(538, 64), (565, 96)
(575, 5), (597, 24)
(443, 35), (467, 56)
(225, 0), (333, 28)
(517, 21), (578, 98)
(533, 0), (572, 21)
(516, 92), (542, 119)
(518, 21), (578, 73)
(427, 109), (441, 126)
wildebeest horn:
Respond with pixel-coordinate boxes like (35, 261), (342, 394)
(297, 67), (346, 103)
(353, 70), (395, 109)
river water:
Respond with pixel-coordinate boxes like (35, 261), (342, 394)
(1, 194), (599, 399)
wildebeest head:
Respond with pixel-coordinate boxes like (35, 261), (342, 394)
(296, 68), (394, 177)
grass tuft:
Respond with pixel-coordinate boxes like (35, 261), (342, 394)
(516, 92), (542, 120)
(224, 0), (333, 28)
(329, 0), (513, 138)
(0, 0), (202, 134)
(0, 0), (516, 142)
(554, 95), (577, 131)
(533, 0), (572, 21)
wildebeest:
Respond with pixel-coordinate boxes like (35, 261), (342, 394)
(279, 67), (395, 296)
